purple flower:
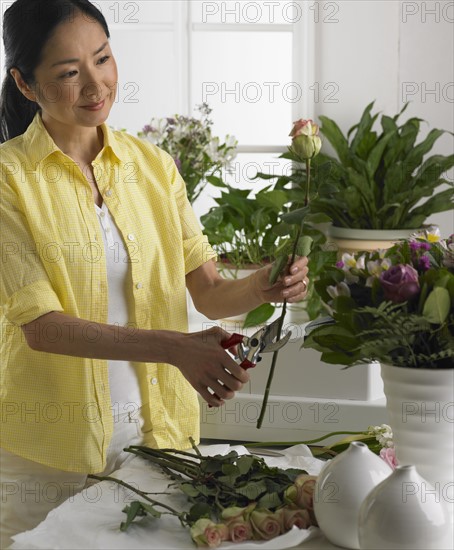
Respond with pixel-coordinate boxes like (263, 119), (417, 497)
(418, 255), (431, 271)
(420, 242), (431, 251)
(336, 261), (344, 268)
(380, 264), (420, 303)
(174, 157), (182, 172)
(409, 241), (420, 250)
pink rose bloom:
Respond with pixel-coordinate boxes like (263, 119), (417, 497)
(250, 509), (282, 540)
(380, 447), (398, 470)
(190, 519), (228, 548)
(289, 474), (318, 511)
(227, 520), (253, 543)
(282, 507), (312, 531)
(380, 264), (420, 303)
(289, 119), (322, 160)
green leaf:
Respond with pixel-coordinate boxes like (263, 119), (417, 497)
(282, 206), (310, 225)
(255, 189), (288, 211)
(243, 303), (275, 328)
(206, 175), (227, 188)
(296, 235), (313, 257)
(200, 208), (224, 229)
(319, 116), (350, 165)
(258, 492), (283, 509)
(269, 254), (288, 285)
(187, 503), (212, 524)
(422, 287), (450, 324)
(121, 501), (146, 532)
(180, 483), (200, 497)
(120, 501), (161, 532)
(350, 101), (376, 154)
(236, 480), (267, 500)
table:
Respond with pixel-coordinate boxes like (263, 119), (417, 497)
(10, 444), (340, 550)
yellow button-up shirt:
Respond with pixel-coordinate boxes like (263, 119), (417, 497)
(0, 113), (216, 473)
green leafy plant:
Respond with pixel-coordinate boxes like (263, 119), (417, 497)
(307, 101), (454, 229)
(303, 231), (454, 368)
(139, 103), (237, 203)
(200, 178), (288, 269)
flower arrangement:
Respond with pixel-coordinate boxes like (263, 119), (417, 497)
(90, 441), (318, 548)
(139, 103), (238, 203)
(303, 229), (454, 369)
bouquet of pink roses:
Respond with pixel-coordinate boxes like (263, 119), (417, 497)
(303, 230), (454, 369)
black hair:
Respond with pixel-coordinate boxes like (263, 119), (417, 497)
(0, 0), (110, 143)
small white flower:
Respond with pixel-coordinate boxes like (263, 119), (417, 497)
(326, 282), (351, 300)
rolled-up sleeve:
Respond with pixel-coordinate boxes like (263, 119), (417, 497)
(164, 153), (217, 274)
(0, 177), (63, 326)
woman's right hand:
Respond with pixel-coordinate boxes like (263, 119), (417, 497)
(169, 327), (250, 407)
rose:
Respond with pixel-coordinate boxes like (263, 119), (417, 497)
(285, 474), (317, 510)
(190, 518), (229, 548)
(221, 503), (256, 522)
(250, 509), (282, 540)
(380, 447), (398, 470)
(281, 506), (312, 530)
(227, 520), (253, 543)
(294, 474), (317, 510)
(379, 264), (420, 303)
(289, 119), (322, 160)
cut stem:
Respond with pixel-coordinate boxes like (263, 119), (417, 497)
(256, 158), (312, 429)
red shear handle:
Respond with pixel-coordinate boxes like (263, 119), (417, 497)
(221, 334), (256, 370)
(239, 358), (256, 370)
(221, 333), (245, 349)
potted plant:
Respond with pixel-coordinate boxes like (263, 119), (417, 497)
(308, 101), (454, 250)
(139, 103), (238, 203)
(303, 231), (454, 509)
(200, 179), (289, 326)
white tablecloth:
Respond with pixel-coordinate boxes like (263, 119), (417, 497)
(11, 444), (340, 550)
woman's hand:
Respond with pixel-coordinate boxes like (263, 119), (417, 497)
(252, 256), (309, 304)
(168, 326), (250, 407)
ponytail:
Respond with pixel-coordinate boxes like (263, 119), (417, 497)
(0, 71), (39, 143)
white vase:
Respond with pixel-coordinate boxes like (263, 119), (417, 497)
(314, 441), (392, 549)
(380, 364), (454, 522)
(359, 465), (453, 549)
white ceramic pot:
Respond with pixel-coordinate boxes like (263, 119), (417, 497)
(380, 363), (454, 522)
(359, 465), (453, 549)
(314, 441), (392, 549)
(326, 226), (421, 256)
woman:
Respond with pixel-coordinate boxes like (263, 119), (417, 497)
(0, 0), (309, 545)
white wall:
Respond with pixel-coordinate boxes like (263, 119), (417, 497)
(314, 0), (453, 236)
(109, 0), (454, 236)
(1, 0), (452, 235)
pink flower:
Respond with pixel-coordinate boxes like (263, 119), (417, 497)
(380, 264), (420, 303)
(380, 447), (398, 470)
(281, 506), (312, 530)
(289, 119), (322, 160)
(227, 520), (253, 543)
(250, 509), (282, 540)
(190, 519), (229, 548)
(285, 474), (318, 511)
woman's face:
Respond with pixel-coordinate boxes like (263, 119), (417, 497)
(30, 12), (118, 129)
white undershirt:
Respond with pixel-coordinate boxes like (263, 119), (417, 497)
(95, 202), (142, 413)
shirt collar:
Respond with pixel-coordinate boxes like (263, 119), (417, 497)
(23, 112), (124, 165)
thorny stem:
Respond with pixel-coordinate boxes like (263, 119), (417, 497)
(256, 158), (312, 429)
(87, 474), (186, 523)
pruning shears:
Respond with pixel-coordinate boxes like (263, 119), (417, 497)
(221, 318), (292, 370)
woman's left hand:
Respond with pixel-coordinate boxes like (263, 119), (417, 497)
(252, 256), (309, 304)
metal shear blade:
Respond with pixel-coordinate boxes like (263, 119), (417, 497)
(255, 318), (292, 353)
